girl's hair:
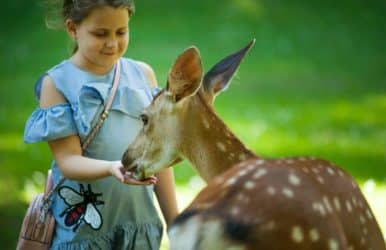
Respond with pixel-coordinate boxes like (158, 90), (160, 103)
(46, 0), (135, 28)
(45, 0), (134, 53)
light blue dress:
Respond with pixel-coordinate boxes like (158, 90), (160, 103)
(24, 58), (163, 249)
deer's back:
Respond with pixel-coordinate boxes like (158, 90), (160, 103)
(169, 157), (385, 250)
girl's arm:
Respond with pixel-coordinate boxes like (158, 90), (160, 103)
(154, 168), (179, 227)
(48, 135), (121, 181)
(40, 75), (156, 185)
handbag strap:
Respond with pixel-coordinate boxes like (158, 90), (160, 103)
(81, 61), (121, 150)
(44, 60), (121, 200)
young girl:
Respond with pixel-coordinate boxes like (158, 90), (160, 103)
(24, 0), (178, 249)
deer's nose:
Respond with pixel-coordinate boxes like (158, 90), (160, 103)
(121, 151), (135, 170)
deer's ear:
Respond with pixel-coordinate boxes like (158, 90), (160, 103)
(202, 39), (255, 103)
(167, 47), (203, 102)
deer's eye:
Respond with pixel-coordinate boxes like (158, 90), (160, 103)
(140, 114), (149, 126)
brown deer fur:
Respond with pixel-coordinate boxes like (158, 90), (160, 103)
(122, 40), (386, 250)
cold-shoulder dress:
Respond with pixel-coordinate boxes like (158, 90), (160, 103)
(24, 58), (163, 249)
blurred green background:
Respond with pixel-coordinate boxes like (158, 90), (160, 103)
(1, 0), (385, 249)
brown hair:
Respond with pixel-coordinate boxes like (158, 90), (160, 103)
(62, 0), (135, 24)
(46, 0), (134, 28)
(45, 0), (134, 53)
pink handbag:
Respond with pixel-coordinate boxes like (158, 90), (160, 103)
(17, 171), (55, 250)
(17, 61), (121, 249)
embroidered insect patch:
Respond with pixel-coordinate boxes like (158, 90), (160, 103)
(59, 184), (104, 232)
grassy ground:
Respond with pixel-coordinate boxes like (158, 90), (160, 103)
(0, 0), (385, 249)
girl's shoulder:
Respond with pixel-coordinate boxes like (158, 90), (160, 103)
(120, 57), (157, 88)
(46, 60), (73, 80)
(120, 57), (145, 75)
(120, 58), (152, 75)
(33, 60), (71, 100)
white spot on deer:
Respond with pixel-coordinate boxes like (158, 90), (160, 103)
(288, 173), (301, 186)
(286, 159), (294, 164)
(236, 193), (249, 204)
(231, 206), (240, 216)
(317, 176), (325, 184)
(366, 209), (373, 220)
(309, 228), (320, 242)
(333, 197), (341, 211)
(359, 214), (366, 224)
(239, 161), (249, 167)
(302, 167), (309, 173)
(238, 153), (247, 161)
(313, 202), (326, 216)
(202, 118), (210, 129)
(363, 227), (368, 235)
(246, 164), (254, 172)
(267, 186), (276, 195)
(256, 159), (265, 165)
(216, 142), (226, 152)
(323, 196), (333, 213)
(253, 168), (267, 179)
(312, 168), (320, 174)
(291, 226), (304, 243)
(352, 196), (357, 207)
(345, 200), (353, 213)
(358, 200), (364, 208)
(236, 193), (244, 201)
(282, 187), (294, 198)
(225, 130), (232, 137)
(360, 237), (366, 245)
(244, 181), (255, 190)
(327, 167), (335, 176)
(338, 170), (344, 177)
(225, 177), (237, 186)
(298, 157), (307, 161)
(328, 238), (339, 250)
(237, 169), (248, 177)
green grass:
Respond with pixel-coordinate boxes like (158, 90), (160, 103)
(1, 0), (385, 248)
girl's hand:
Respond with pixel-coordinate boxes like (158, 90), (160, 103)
(109, 161), (158, 185)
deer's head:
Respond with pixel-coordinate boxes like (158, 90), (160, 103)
(122, 39), (255, 180)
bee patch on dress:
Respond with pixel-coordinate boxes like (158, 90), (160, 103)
(59, 184), (104, 232)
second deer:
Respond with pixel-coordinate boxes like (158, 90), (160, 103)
(122, 40), (385, 250)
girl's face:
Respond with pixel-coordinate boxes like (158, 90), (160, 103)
(67, 6), (129, 74)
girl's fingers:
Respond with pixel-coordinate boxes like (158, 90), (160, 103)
(114, 168), (125, 183)
(123, 172), (158, 185)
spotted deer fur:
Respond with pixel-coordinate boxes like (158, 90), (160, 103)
(122, 40), (385, 250)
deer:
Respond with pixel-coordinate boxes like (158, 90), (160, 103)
(121, 39), (386, 250)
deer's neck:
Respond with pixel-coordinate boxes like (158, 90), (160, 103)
(180, 94), (257, 183)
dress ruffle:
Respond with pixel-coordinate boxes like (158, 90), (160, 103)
(24, 81), (155, 143)
(51, 222), (163, 250)
(73, 82), (109, 138)
(24, 103), (77, 143)
(110, 86), (152, 119)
